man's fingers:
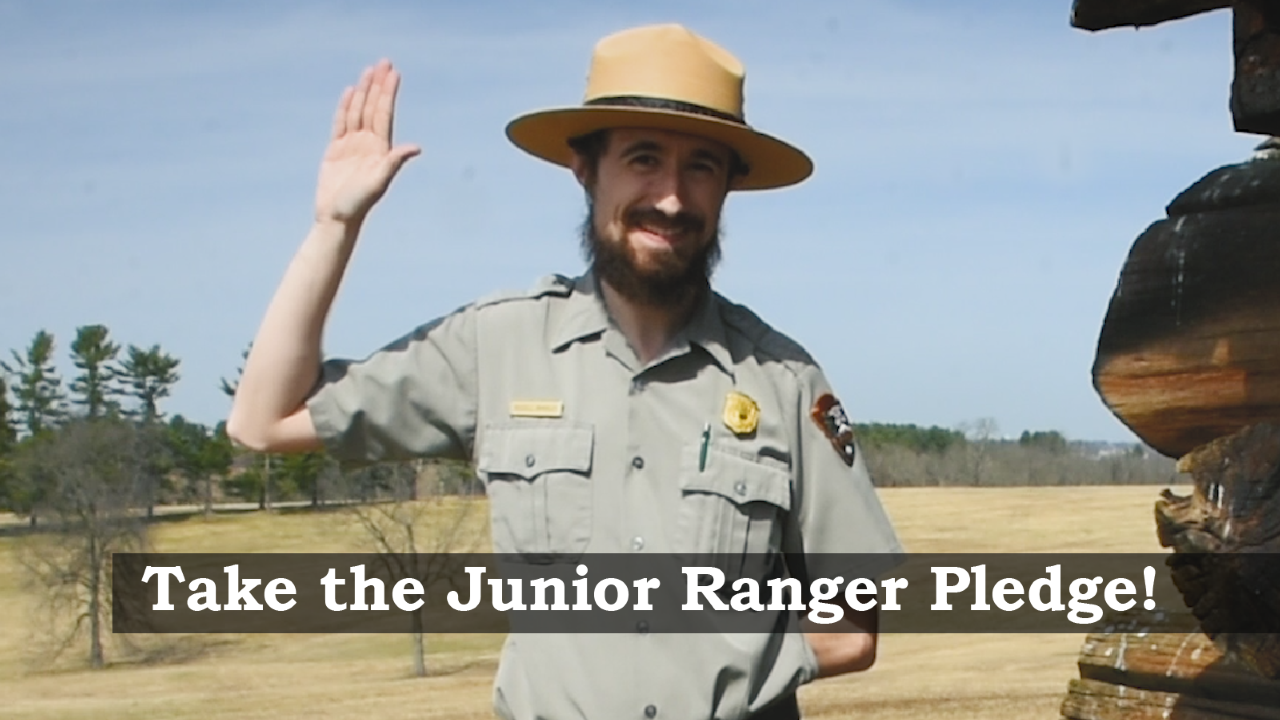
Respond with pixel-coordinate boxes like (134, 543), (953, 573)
(374, 66), (401, 141)
(331, 87), (354, 140)
(346, 66), (374, 133)
(363, 60), (390, 133)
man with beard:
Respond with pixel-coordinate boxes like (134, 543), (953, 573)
(228, 23), (902, 720)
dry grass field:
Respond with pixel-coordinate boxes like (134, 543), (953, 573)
(0, 485), (1189, 720)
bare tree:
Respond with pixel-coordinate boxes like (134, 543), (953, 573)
(957, 417), (1000, 486)
(344, 458), (485, 677)
(13, 417), (151, 668)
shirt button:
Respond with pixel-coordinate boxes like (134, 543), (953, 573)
(525, 454), (536, 468)
(637, 620), (649, 634)
(631, 536), (644, 551)
(644, 705), (657, 719)
(632, 456), (644, 469)
(734, 481), (747, 496)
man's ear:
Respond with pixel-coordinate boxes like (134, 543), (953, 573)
(569, 153), (593, 189)
(726, 168), (748, 193)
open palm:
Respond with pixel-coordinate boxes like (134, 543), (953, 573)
(316, 59), (421, 223)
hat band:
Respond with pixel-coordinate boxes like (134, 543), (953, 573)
(584, 95), (747, 126)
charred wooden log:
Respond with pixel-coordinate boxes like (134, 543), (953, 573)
(1061, 609), (1280, 720)
(1070, 0), (1228, 30)
(1155, 423), (1280, 679)
(1232, 1), (1280, 136)
(1070, 0), (1228, 31)
(1073, 2), (1280, 135)
(1093, 142), (1280, 458)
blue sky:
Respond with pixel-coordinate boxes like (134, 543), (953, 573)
(0, 0), (1258, 444)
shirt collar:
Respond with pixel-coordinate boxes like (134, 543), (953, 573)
(673, 286), (735, 376)
(549, 271), (735, 377)
(549, 272), (611, 351)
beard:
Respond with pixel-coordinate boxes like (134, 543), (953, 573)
(580, 199), (722, 310)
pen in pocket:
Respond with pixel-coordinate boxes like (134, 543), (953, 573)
(698, 422), (710, 471)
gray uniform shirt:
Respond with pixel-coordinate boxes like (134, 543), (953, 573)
(307, 272), (904, 720)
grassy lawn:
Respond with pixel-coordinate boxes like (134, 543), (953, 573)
(0, 485), (1187, 719)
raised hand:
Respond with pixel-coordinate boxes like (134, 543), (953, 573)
(315, 59), (422, 224)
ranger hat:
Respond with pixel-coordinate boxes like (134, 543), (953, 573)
(505, 24), (813, 190)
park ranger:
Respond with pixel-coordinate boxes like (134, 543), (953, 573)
(227, 23), (903, 720)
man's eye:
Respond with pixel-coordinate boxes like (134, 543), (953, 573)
(630, 154), (658, 167)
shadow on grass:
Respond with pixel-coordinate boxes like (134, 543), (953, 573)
(400, 656), (498, 681)
(18, 635), (240, 676)
(0, 501), (364, 538)
(116, 635), (241, 668)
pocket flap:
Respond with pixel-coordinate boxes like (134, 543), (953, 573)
(478, 424), (594, 479)
(683, 446), (791, 510)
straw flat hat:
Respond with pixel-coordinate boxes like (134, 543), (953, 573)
(505, 24), (813, 191)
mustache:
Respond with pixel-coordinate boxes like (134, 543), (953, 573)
(624, 206), (706, 236)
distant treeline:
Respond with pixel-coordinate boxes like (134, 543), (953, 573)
(0, 324), (1184, 523)
(853, 422), (1180, 487)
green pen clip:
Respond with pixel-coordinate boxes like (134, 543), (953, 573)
(698, 422), (710, 471)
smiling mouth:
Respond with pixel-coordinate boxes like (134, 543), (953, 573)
(631, 224), (687, 246)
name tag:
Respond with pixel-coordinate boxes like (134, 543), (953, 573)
(509, 400), (564, 418)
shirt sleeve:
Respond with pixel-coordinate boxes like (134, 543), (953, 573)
(305, 303), (479, 465)
(784, 363), (905, 582)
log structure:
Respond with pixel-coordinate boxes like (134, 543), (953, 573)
(1067, 5), (1280, 718)
(1155, 423), (1280, 680)
(1060, 609), (1280, 720)
(1070, 1), (1229, 31)
(1072, 1), (1280, 136)
(1061, 425), (1280, 719)
(1092, 142), (1280, 458)
(1232, 2), (1280, 135)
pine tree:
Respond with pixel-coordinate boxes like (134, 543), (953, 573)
(118, 344), (180, 518)
(69, 324), (123, 418)
(119, 344), (180, 423)
(1, 330), (67, 436)
(0, 374), (17, 512)
(0, 374), (15, 456)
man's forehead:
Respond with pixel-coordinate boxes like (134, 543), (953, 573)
(607, 127), (734, 158)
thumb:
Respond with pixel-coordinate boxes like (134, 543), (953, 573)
(386, 144), (422, 174)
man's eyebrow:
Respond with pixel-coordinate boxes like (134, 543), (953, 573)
(690, 147), (728, 168)
(618, 139), (728, 168)
(620, 140), (664, 156)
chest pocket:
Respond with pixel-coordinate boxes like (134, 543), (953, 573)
(477, 423), (594, 562)
(676, 442), (791, 585)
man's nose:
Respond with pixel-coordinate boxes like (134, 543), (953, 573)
(652, 167), (687, 217)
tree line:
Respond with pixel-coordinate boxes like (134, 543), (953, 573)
(854, 420), (1180, 487)
(0, 327), (462, 524)
(0, 324), (1182, 523)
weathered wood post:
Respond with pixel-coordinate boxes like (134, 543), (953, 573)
(1064, 2), (1280, 716)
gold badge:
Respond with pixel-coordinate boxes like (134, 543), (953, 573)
(722, 391), (760, 435)
(509, 400), (564, 418)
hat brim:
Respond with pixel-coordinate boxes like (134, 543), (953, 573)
(505, 106), (813, 191)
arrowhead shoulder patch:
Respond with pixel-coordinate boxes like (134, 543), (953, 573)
(810, 393), (856, 467)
